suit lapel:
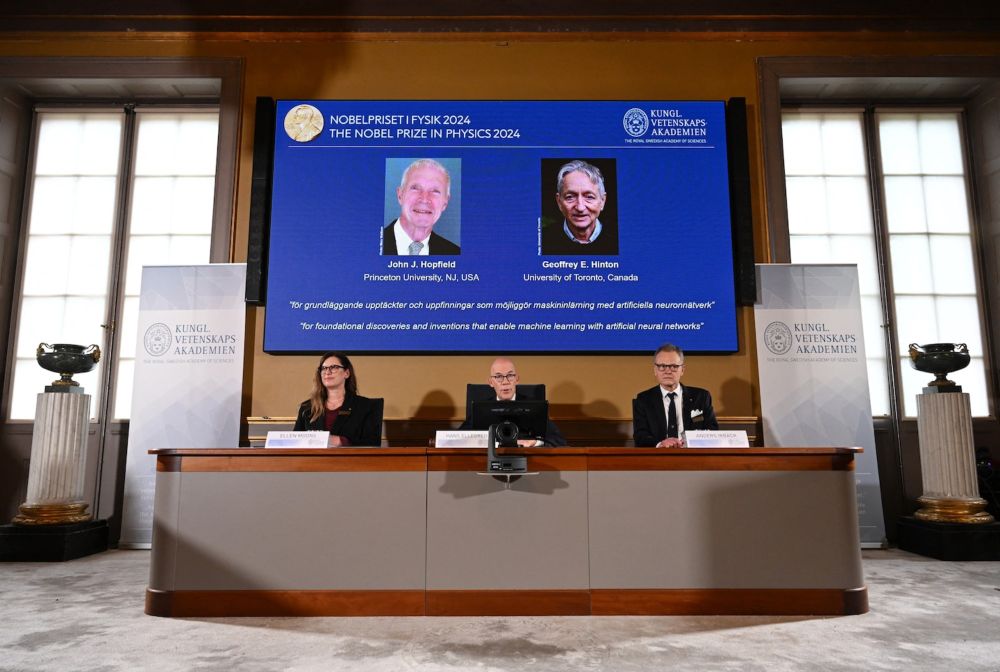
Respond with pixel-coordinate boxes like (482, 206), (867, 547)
(683, 387), (700, 428)
(329, 396), (354, 435)
(310, 413), (325, 431)
(383, 224), (398, 255)
(682, 387), (692, 427)
(650, 388), (668, 439)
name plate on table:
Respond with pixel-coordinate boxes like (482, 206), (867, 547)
(435, 430), (489, 448)
(265, 431), (329, 448)
(684, 430), (750, 448)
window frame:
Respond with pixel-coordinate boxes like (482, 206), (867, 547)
(8, 105), (128, 423)
(779, 102), (992, 420)
(114, 104), (224, 421)
(873, 106), (990, 418)
(780, 105), (893, 416)
(5, 103), (224, 423)
(0, 58), (241, 426)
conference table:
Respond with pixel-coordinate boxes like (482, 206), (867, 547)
(145, 446), (867, 617)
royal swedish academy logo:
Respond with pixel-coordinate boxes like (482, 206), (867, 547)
(763, 321), (793, 355)
(144, 323), (172, 357)
(623, 108), (650, 137)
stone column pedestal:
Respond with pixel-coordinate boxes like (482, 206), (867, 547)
(915, 391), (992, 524)
(12, 391), (92, 525)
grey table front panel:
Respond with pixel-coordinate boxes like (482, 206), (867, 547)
(426, 470), (590, 589)
(151, 471), (426, 591)
(589, 470), (864, 589)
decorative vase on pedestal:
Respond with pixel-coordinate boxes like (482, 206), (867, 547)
(909, 342), (992, 524)
(11, 343), (100, 525)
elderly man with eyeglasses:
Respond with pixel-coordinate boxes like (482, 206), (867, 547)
(632, 343), (718, 448)
(458, 357), (567, 447)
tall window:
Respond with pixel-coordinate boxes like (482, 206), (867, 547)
(782, 108), (988, 417)
(113, 111), (220, 419)
(7, 108), (219, 421)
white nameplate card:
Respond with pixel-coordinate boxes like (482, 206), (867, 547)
(264, 431), (329, 448)
(684, 430), (750, 448)
(435, 430), (489, 448)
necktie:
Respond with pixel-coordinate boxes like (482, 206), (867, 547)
(408, 240), (424, 255)
(667, 392), (678, 438)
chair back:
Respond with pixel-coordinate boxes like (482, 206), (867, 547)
(370, 398), (385, 445)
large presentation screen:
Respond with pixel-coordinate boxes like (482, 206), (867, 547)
(264, 100), (738, 353)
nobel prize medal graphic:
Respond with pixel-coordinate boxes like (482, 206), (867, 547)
(284, 104), (324, 142)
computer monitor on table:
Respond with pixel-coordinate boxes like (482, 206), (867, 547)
(470, 399), (549, 446)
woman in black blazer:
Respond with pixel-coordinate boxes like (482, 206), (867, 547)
(294, 351), (383, 446)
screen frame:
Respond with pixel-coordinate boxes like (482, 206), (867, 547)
(260, 98), (748, 356)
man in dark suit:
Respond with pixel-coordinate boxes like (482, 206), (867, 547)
(459, 357), (567, 447)
(633, 343), (718, 448)
(382, 158), (460, 255)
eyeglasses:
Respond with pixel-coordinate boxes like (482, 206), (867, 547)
(654, 363), (683, 372)
(490, 373), (517, 383)
(318, 364), (346, 374)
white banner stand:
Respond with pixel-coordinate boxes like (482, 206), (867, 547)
(119, 264), (246, 548)
(754, 263), (886, 547)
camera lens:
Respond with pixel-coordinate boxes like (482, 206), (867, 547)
(495, 420), (519, 445)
